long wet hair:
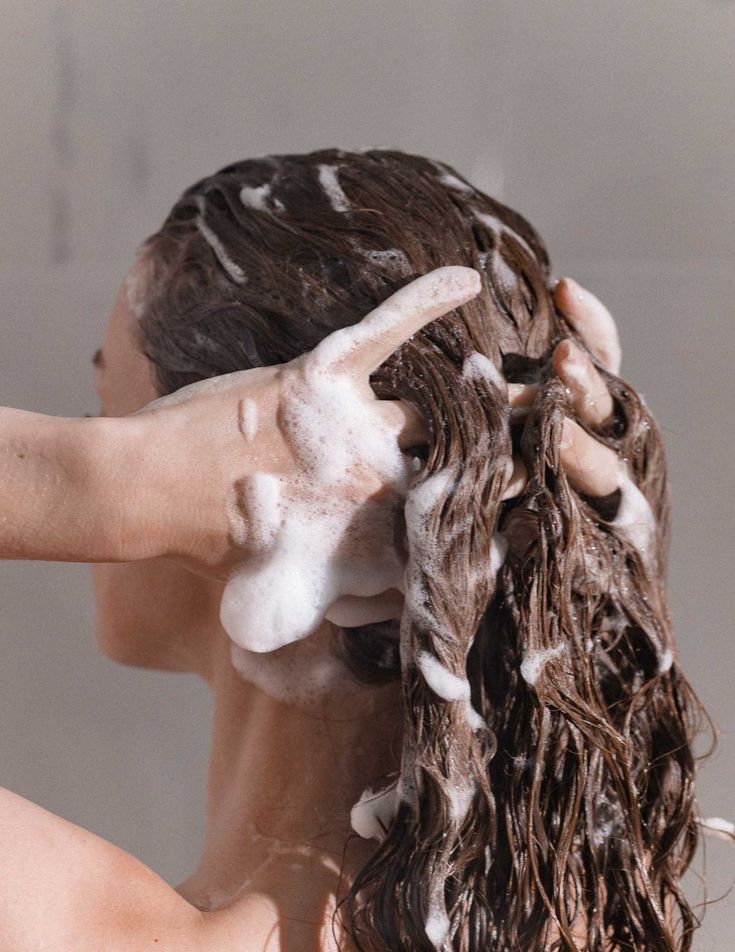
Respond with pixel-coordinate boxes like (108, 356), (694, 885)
(133, 149), (708, 950)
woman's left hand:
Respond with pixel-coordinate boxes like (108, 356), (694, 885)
(505, 276), (624, 501)
(329, 277), (630, 628)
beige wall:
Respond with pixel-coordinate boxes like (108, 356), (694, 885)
(0, 1), (732, 945)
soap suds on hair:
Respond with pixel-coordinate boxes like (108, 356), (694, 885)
(318, 164), (350, 213)
(480, 250), (517, 290)
(350, 777), (399, 841)
(416, 652), (484, 729)
(448, 777), (476, 825)
(363, 248), (411, 273)
(240, 182), (285, 213)
(194, 196), (247, 285)
(430, 159), (473, 195)
(425, 877), (450, 949)
(472, 209), (535, 257)
(607, 463), (667, 666)
(698, 816), (735, 843)
(401, 467), (456, 643)
(417, 651), (470, 701)
(464, 699), (485, 731)
(396, 739), (420, 807)
(520, 643), (565, 686)
(611, 466), (656, 571)
(438, 171), (473, 193)
(240, 183), (270, 211)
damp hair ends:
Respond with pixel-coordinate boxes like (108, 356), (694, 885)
(132, 149), (712, 951)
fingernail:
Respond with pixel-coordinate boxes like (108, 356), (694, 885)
(564, 277), (586, 303)
(560, 417), (574, 449)
(558, 342), (589, 393)
(564, 339), (587, 371)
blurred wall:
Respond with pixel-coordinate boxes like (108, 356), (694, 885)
(0, 1), (732, 946)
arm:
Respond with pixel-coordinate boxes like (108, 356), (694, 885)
(0, 787), (206, 952)
(0, 409), (164, 563)
(0, 272), (626, 577)
(0, 268), (482, 574)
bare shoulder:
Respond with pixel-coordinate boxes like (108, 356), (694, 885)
(0, 786), (207, 951)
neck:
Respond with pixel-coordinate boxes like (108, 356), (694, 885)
(177, 623), (402, 927)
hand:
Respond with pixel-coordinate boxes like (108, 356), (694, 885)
(508, 276), (624, 501)
(555, 277), (623, 502)
(328, 277), (630, 628)
(552, 278), (656, 572)
(128, 267), (483, 649)
(504, 276), (663, 589)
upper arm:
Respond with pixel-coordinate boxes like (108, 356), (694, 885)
(0, 787), (206, 951)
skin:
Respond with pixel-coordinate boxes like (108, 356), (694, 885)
(0, 269), (624, 950)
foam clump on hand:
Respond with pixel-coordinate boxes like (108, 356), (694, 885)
(219, 364), (411, 652)
(219, 266), (482, 654)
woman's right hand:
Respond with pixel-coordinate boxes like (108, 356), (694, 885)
(130, 267), (482, 590)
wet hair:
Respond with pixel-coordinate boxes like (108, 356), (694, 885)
(133, 149), (708, 950)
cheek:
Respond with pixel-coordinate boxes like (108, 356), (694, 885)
(90, 560), (221, 673)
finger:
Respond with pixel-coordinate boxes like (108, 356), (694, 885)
(560, 417), (621, 497)
(553, 339), (615, 428)
(374, 399), (430, 448)
(502, 456), (528, 499)
(310, 266), (481, 377)
(508, 383), (538, 421)
(554, 278), (622, 375)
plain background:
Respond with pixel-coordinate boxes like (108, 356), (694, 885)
(0, 1), (732, 946)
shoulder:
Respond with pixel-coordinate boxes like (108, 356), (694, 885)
(0, 787), (207, 951)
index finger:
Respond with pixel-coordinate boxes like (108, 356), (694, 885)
(309, 266), (481, 376)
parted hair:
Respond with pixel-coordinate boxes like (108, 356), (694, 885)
(134, 149), (708, 950)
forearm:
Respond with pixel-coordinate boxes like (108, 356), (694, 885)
(0, 408), (164, 562)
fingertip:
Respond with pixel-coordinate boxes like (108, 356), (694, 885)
(554, 276), (584, 312)
(501, 457), (528, 500)
(563, 277), (586, 300)
(560, 416), (575, 450)
(553, 279), (622, 376)
(552, 338), (576, 372)
(436, 265), (482, 294)
(553, 276), (569, 303)
(423, 266), (481, 311)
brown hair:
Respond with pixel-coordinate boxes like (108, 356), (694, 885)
(134, 149), (708, 950)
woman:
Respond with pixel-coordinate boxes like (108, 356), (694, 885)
(0, 149), (701, 950)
